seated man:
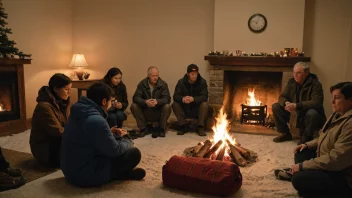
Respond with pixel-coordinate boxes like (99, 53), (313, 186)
(130, 66), (171, 138)
(172, 64), (208, 136)
(275, 82), (352, 197)
(61, 82), (145, 188)
(0, 147), (26, 191)
(272, 62), (326, 144)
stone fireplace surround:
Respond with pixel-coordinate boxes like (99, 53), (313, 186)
(205, 56), (311, 118)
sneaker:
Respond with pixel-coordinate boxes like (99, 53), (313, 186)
(177, 125), (187, 135)
(158, 128), (166, 137)
(128, 168), (146, 180)
(0, 172), (26, 192)
(274, 168), (292, 181)
(273, 133), (292, 143)
(197, 127), (206, 136)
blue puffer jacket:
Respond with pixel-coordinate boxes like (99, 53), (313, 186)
(61, 96), (133, 187)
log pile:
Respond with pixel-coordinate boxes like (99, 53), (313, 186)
(183, 139), (258, 167)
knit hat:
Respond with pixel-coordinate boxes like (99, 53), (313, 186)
(187, 64), (199, 73)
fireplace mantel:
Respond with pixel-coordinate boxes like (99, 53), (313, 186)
(204, 56), (310, 67)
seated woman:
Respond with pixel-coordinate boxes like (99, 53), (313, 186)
(275, 82), (352, 197)
(30, 73), (72, 167)
(102, 67), (128, 128)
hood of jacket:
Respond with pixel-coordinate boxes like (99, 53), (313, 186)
(70, 96), (107, 120)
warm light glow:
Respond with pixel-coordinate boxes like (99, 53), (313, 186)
(246, 89), (261, 106)
(0, 105), (4, 112)
(210, 106), (237, 159)
(69, 53), (88, 68)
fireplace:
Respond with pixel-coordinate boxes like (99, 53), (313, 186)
(0, 71), (20, 122)
(205, 56), (311, 125)
(0, 59), (31, 136)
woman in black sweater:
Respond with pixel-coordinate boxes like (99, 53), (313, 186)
(102, 67), (128, 128)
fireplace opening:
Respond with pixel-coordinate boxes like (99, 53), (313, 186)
(0, 71), (20, 122)
(224, 71), (282, 124)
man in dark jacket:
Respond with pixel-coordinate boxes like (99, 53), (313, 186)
(130, 66), (171, 138)
(61, 82), (145, 187)
(172, 64), (208, 136)
(272, 62), (326, 144)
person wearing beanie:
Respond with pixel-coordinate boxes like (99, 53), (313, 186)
(30, 73), (72, 167)
(172, 64), (208, 136)
(130, 66), (171, 138)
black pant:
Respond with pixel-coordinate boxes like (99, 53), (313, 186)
(292, 150), (352, 197)
(0, 148), (9, 171)
(107, 110), (127, 128)
(130, 103), (171, 130)
(272, 103), (324, 137)
(171, 102), (208, 127)
(110, 147), (141, 180)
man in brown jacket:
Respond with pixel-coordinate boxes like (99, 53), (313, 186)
(275, 82), (352, 197)
(130, 66), (171, 138)
(272, 62), (326, 144)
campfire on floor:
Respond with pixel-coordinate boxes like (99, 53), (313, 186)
(184, 107), (257, 167)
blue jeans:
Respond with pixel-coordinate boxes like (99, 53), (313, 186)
(107, 110), (126, 128)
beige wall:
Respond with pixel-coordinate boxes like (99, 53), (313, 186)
(4, 0), (73, 118)
(303, 0), (352, 116)
(72, 0), (215, 113)
(215, 0), (305, 52)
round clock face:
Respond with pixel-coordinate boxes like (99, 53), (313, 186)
(248, 13), (267, 33)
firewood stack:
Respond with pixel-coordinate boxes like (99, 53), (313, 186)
(183, 139), (258, 167)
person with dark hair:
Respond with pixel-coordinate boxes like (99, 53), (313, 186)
(130, 66), (171, 138)
(102, 67), (128, 128)
(0, 147), (26, 191)
(172, 64), (208, 136)
(61, 82), (145, 187)
(275, 82), (352, 197)
(272, 62), (326, 144)
(30, 73), (72, 167)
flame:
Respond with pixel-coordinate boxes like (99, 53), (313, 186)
(246, 89), (261, 106)
(210, 106), (236, 159)
(0, 106), (3, 111)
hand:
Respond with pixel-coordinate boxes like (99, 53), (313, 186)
(183, 96), (193, 104)
(285, 103), (297, 112)
(111, 126), (120, 134)
(291, 164), (300, 174)
(294, 144), (308, 153)
(187, 96), (194, 103)
(146, 99), (157, 107)
(115, 102), (123, 109)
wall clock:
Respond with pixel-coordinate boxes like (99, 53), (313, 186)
(248, 13), (267, 33)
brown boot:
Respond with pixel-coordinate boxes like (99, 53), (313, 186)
(273, 133), (292, 143)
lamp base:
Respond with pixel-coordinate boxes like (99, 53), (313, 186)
(75, 70), (85, 80)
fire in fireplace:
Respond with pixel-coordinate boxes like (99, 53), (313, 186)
(0, 71), (20, 122)
(184, 107), (257, 167)
(240, 89), (267, 125)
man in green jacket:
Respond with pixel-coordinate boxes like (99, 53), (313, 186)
(130, 66), (171, 138)
(272, 62), (326, 144)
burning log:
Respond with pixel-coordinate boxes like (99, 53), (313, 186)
(225, 139), (250, 159)
(194, 140), (212, 158)
(215, 146), (226, 161)
(228, 143), (247, 167)
(193, 143), (203, 154)
(204, 140), (223, 158)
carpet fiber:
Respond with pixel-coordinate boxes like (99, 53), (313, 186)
(2, 148), (58, 183)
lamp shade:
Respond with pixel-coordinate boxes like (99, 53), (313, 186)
(69, 53), (88, 68)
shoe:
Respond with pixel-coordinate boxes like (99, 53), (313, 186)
(158, 128), (166, 137)
(151, 128), (158, 138)
(197, 127), (206, 136)
(274, 168), (292, 181)
(128, 168), (146, 180)
(139, 127), (149, 137)
(5, 168), (23, 177)
(177, 125), (187, 135)
(0, 172), (26, 192)
(297, 135), (312, 145)
(273, 133), (292, 143)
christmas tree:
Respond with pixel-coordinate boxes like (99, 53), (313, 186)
(0, 0), (30, 59)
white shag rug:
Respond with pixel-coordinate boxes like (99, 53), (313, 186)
(0, 129), (299, 198)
